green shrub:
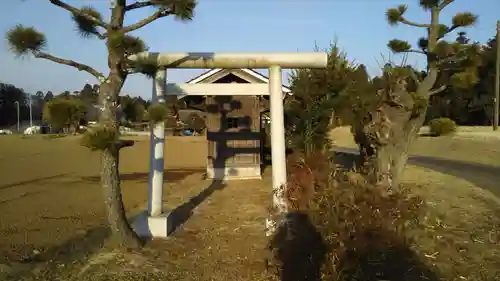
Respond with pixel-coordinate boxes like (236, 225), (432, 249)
(80, 125), (119, 151)
(428, 117), (457, 136)
(147, 104), (168, 124)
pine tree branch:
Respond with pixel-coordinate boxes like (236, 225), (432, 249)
(92, 31), (106, 40)
(403, 49), (427, 55)
(400, 16), (430, 28)
(125, 1), (155, 11)
(429, 85), (447, 95)
(49, 0), (109, 29)
(437, 58), (468, 68)
(436, 51), (470, 66)
(439, 0), (454, 11)
(409, 71), (421, 85)
(419, 69), (438, 95)
(446, 25), (459, 35)
(117, 139), (135, 149)
(436, 25), (459, 41)
(120, 9), (174, 33)
(32, 50), (105, 80)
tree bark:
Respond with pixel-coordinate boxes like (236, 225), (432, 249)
(363, 118), (421, 190)
(98, 80), (142, 249)
(100, 145), (141, 248)
(357, 79), (427, 190)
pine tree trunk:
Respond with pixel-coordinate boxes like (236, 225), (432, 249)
(359, 122), (419, 190)
(358, 80), (427, 190)
(389, 117), (423, 187)
(101, 146), (141, 248)
(365, 133), (413, 190)
(98, 78), (142, 248)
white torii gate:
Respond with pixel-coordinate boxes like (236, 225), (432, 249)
(130, 52), (328, 237)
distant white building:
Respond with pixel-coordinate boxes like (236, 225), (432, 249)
(10, 120), (43, 134)
(24, 126), (41, 135)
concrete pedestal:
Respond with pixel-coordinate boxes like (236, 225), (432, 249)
(133, 211), (172, 238)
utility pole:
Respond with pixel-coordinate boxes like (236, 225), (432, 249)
(494, 20), (500, 131)
(14, 101), (19, 133)
(28, 94), (33, 128)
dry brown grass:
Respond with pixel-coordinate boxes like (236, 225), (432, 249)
(0, 135), (274, 280)
(329, 126), (500, 166)
(1, 133), (499, 280)
(0, 136), (203, 272)
(401, 165), (500, 280)
(72, 173), (273, 281)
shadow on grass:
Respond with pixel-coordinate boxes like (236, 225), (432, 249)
(331, 146), (500, 198)
(3, 168), (206, 279)
(0, 173), (70, 190)
(80, 168), (204, 184)
(337, 238), (440, 281)
(269, 213), (440, 281)
(0, 191), (45, 206)
(164, 179), (226, 236)
(269, 211), (327, 281)
(25, 226), (111, 264)
(408, 156), (500, 197)
(2, 225), (112, 280)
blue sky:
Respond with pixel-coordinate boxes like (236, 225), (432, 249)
(0, 0), (498, 99)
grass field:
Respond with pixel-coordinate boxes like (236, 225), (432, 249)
(0, 136), (208, 274)
(329, 126), (500, 167)
(0, 133), (499, 280)
(0, 135), (276, 280)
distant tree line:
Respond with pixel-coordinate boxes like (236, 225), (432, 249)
(426, 32), (498, 125)
(1, 80), (207, 134)
(0, 82), (151, 130)
(0, 82), (54, 128)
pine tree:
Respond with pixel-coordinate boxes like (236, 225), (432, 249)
(286, 43), (357, 156)
(5, 0), (196, 248)
(357, 0), (478, 189)
(43, 98), (86, 134)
